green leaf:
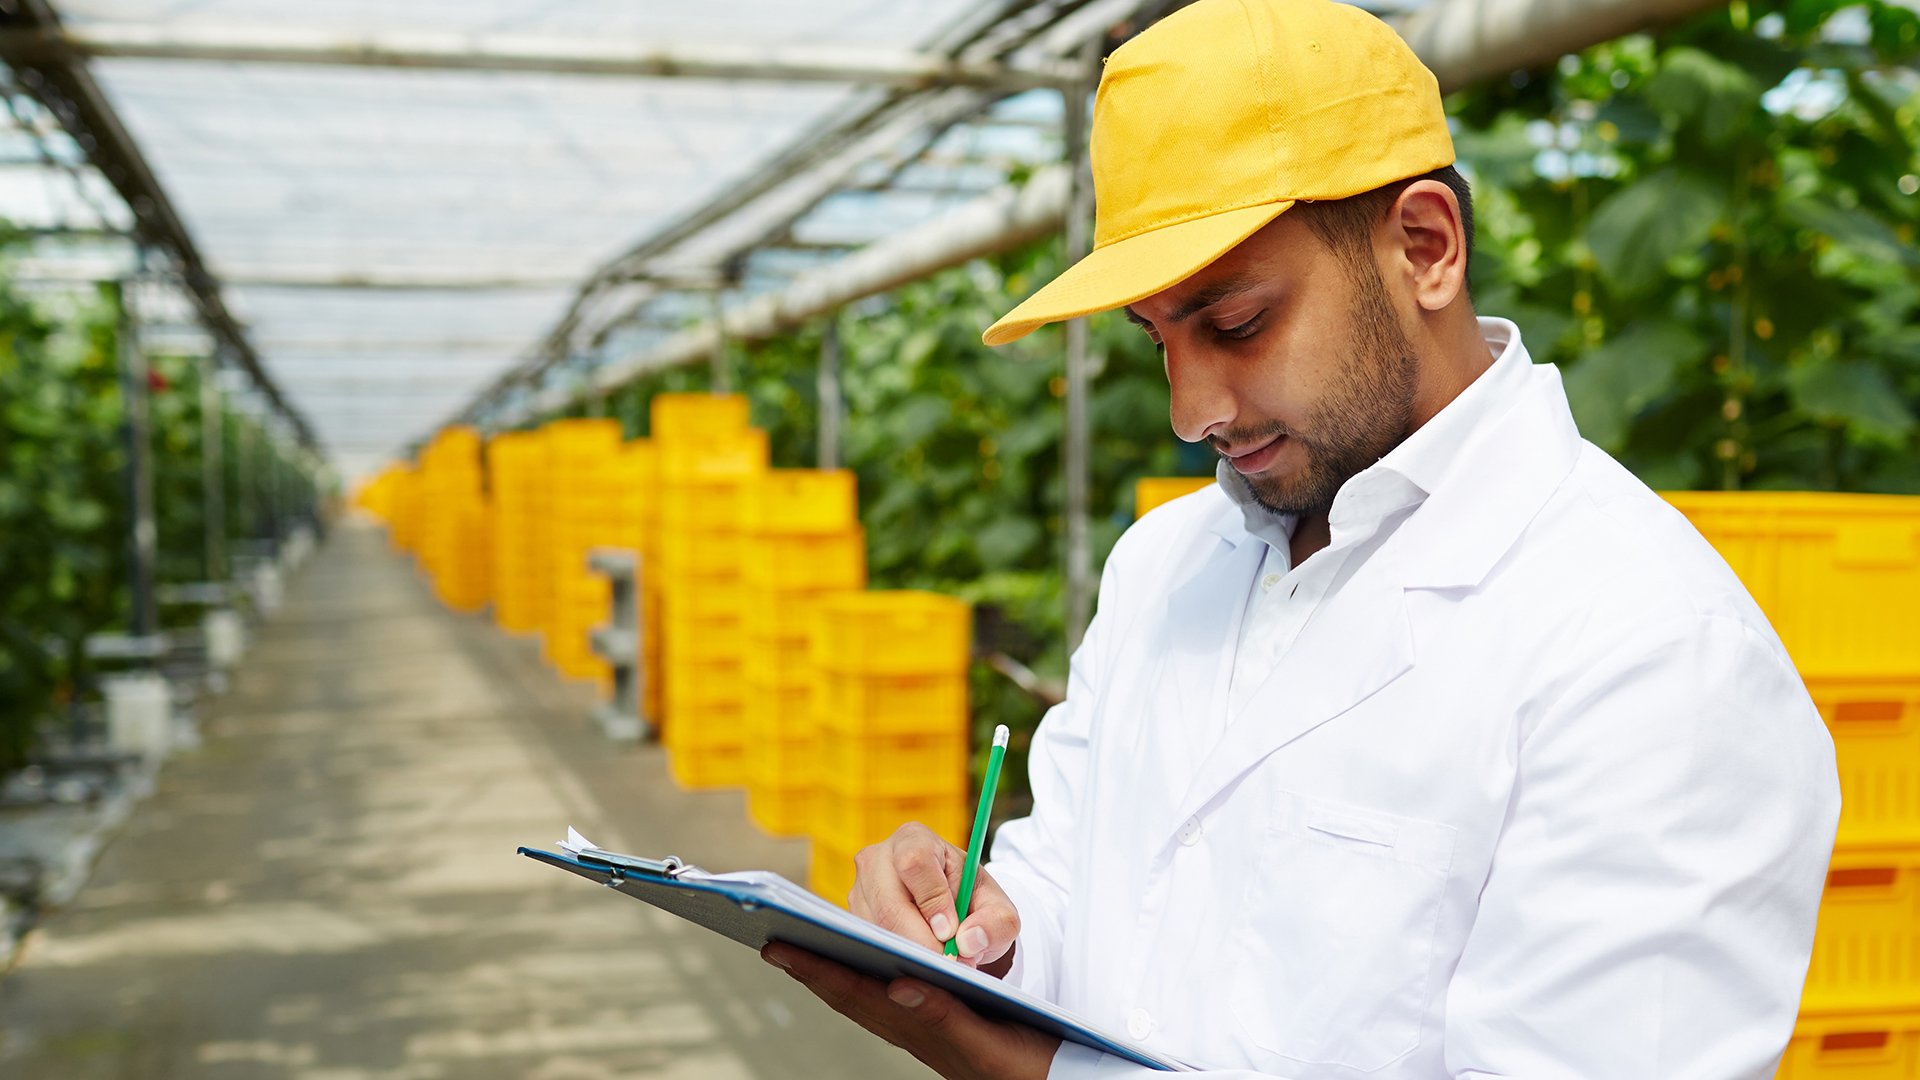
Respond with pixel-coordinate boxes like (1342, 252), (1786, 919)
(1644, 47), (1760, 145)
(1562, 320), (1708, 451)
(1783, 198), (1920, 271)
(974, 516), (1042, 570)
(1586, 169), (1726, 296)
(1789, 359), (1916, 442)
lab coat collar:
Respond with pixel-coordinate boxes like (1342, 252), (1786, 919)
(1205, 317), (1536, 564)
(1164, 319), (1584, 838)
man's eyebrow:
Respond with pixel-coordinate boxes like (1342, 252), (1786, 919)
(1124, 275), (1261, 327)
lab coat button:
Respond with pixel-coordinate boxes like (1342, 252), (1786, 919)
(1178, 817), (1202, 846)
(1261, 573), (1281, 591)
(1127, 1008), (1152, 1040)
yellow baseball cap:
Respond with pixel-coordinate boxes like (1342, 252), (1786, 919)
(983, 0), (1455, 347)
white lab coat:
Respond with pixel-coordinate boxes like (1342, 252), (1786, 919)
(986, 339), (1840, 1080)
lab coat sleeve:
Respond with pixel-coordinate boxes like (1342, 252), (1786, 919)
(985, 540), (1124, 1003)
(1442, 612), (1838, 1080)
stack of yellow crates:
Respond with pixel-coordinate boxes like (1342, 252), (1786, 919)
(416, 426), (490, 613)
(608, 437), (661, 723)
(487, 430), (550, 635)
(353, 465), (406, 524)
(388, 463), (422, 555)
(653, 393), (767, 787)
(808, 591), (972, 905)
(543, 419), (623, 683)
(742, 470), (866, 836)
(1664, 492), (1920, 1078)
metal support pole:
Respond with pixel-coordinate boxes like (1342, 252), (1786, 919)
(200, 352), (226, 582)
(267, 432), (284, 550)
(118, 277), (158, 640)
(236, 415), (256, 547)
(708, 288), (731, 395)
(1061, 58), (1096, 655)
(817, 313), (842, 470)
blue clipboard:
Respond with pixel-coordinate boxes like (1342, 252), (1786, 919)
(518, 843), (1189, 1071)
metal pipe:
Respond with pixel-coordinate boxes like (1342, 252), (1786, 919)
(708, 288), (731, 395)
(1396, 0), (1721, 94)
(490, 0), (1719, 423)
(1061, 60), (1095, 656)
(118, 278), (157, 639)
(236, 416), (256, 548)
(200, 352), (226, 582)
(0, 24), (1081, 91)
(817, 314), (842, 471)
(564, 167), (1068, 408)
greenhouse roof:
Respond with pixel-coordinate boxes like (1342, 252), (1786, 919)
(0, 0), (1449, 477)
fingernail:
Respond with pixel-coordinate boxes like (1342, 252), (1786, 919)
(888, 984), (926, 1009)
(957, 927), (989, 957)
(764, 949), (793, 970)
(929, 912), (954, 941)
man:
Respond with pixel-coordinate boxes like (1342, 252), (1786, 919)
(764, 0), (1840, 1077)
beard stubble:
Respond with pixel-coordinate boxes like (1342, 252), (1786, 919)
(1211, 262), (1420, 518)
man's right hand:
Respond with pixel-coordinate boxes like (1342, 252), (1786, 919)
(850, 821), (1020, 975)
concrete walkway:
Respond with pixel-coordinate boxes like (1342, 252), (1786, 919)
(0, 520), (925, 1080)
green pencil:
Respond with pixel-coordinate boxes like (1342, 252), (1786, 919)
(946, 724), (1011, 958)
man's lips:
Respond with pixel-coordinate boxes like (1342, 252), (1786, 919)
(1220, 432), (1286, 475)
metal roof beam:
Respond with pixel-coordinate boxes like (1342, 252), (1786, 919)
(0, 23), (1081, 91)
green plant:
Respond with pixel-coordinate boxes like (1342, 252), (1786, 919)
(1452, 0), (1920, 492)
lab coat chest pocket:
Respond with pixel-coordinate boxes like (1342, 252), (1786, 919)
(1228, 790), (1456, 1071)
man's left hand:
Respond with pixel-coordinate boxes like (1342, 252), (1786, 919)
(763, 942), (1061, 1080)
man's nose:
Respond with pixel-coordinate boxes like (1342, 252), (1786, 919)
(1166, 349), (1236, 444)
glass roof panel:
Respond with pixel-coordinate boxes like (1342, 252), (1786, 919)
(44, 0), (979, 468)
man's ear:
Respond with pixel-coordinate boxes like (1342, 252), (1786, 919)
(1385, 180), (1468, 313)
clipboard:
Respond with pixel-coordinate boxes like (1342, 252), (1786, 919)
(519, 833), (1190, 1072)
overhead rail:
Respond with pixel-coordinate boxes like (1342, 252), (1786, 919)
(0, 24), (1086, 92)
(459, 0), (1158, 425)
(477, 0), (1723, 430)
(0, 0), (317, 448)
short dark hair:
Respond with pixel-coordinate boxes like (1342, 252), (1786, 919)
(1293, 165), (1474, 285)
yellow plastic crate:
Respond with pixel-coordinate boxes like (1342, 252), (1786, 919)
(744, 530), (867, 591)
(810, 836), (859, 907)
(815, 591), (971, 675)
(661, 575), (747, 619)
(663, 657), (746, 706)
(814, 790), (968, 852)
(745, 634), (814, 687)
(663, 614), (746, 662)
(816, 670), (969, 737)
(1802, 845), (1920, 1013)
(819, 729), (967, 797)
(651, 392), (750, 441)
(741, 587), (846, 643)
(1810, 676), (1920, 846)
(1661, 492), (1920, 677)
(1776, 1009), (1920, 1079)
(664, 699), (746, 751)
(659, 530), (746, 574)
(1135, 476), (1216, 519)
(670, 744), (746, 789)
(747, 469), (859, 534)
(748, 781), (815, 837)
(746, 731), (816, 788)
(659, 429), (768, 481)
(745, 678), (813, 738)
(661, 480), (751, 531)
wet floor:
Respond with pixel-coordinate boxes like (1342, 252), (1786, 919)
(0, 520), (924, 1080)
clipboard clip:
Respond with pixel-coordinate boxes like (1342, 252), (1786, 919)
(579, 850), (703, 883)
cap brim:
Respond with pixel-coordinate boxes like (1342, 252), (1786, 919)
(983, 199), (1296, 347)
